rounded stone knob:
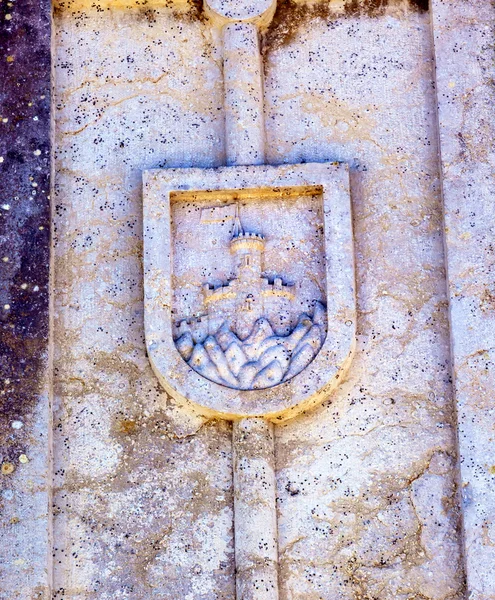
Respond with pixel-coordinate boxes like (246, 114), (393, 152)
(204, 0), (277, 26)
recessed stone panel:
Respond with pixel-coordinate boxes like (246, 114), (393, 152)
(143, 162), (355, 418)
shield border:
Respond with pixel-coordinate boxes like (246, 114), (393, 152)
(143, 162), (355, 420)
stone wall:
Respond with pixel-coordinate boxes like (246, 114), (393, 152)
(53, 7), (234, 598)
(1, 0), (494, 598)
(264, 4), (464, 598)
(51, 2), (464, 598)
(432, 1), (495, 598)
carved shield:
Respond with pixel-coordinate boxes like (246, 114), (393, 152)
(143, 163), (355, 419)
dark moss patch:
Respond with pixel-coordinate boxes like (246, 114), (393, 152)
(184, 0), (205, 21)
(262, 0), (332, 52)
(412, 0), (429, 10)
(345, 0), (429, 14)
(263, 0), (428, 54)
(0, 0), (51, 462)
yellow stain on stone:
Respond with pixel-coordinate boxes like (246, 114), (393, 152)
(53, 0), (190, 10)
(13, 558), (25, 566)
(1, 462), (15, 475)
(116, 419), (138, 435)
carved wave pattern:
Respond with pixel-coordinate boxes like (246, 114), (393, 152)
(174, 302), (327, 390)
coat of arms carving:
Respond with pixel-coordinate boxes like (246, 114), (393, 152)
(143, 162), (355, 420)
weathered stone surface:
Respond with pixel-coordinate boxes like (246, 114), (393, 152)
(264, 5), (465, 599)
(0, 0), (52, 597)
(432, 0), (495, 597)
(13, 0), (478, 597)
(233, 418), (278, 600)
(205, 0), (277, 27)
(53, 7), (234, 598)
(223, 22), (267, 166)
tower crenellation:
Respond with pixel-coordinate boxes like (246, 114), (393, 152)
(175, 205), (299, 340)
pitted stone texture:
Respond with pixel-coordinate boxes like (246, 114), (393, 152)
(264, 7), (465, 599)
(52, 418), (234, 599)
(432, 0), (495, 597)
(224, 23), (266, 166)
(205, 0), (276, 26)
(53, 3), (466, 599)
(233, 419), (278, 599)
(53, 7), (234, 598)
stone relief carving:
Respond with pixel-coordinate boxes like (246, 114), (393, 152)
(173, 206), (327, 390)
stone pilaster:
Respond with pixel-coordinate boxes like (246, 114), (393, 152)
(233, 419), (279, 600)
(432, 1), (495, 597)
(223, 22), (266, 166)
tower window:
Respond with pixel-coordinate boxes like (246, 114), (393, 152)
(245, 294), (254, 311)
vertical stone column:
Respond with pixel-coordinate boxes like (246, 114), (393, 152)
(223, 22), (266, 166)
(205, 0), (275, 167)
(233, 419), (278, 600)
(205, 2), (278, 598)
(0, 0), (52, 597)
(431, 1), (495, 597)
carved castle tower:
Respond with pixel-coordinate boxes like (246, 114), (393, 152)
(178, 206), (296, 341)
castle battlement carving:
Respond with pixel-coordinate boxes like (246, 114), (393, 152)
(173, 206), (327, 390)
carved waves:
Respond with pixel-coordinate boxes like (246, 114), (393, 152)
(174, 302), (327, 390)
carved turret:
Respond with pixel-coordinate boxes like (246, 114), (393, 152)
(230, 206), (265, 285)
(180, 205), (300, 338)
(230, 231), (265, 253)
